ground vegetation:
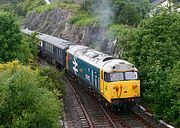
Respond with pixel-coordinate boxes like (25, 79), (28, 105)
(0, 61), (64, 128)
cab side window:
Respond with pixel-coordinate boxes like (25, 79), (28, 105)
(104, 72), (110, 82)
(101, 71), (103, 79)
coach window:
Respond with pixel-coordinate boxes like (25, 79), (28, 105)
(50, 44), (53, 53)
(45, 43), (47, 50)
(58, 49), (60, 57)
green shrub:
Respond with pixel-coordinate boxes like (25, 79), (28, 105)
(27, 0), (46, 12)
(38, 66), (65, 97)
(32, 2), (79, 13)
(0, 62), (62, 128)
(163, 61), (180, 126)
(108, 24), (136, 58)
(71, 11), (97, 27)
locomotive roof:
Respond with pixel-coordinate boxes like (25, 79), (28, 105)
(68, 45), (138, 73)
(21, 29), (73, 50)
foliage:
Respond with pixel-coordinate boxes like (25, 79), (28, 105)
(79, 0), (95, 13)
(0, 0), (46, 17)
(164, 61), (180, 126)
(34, 2), (79, 13)
(112, 0), (151, 26)
(54, 0), (74, 4)
(38, 66), (65, 97)
(0, 12), (21, 62)
(0, 4), (13, 12)
(68, 0), (99, 27)
(34, 4), (57, 13)
(18, 34), (39, 63)
(26, 0), (46, 13)
(108, 24), (136, 57)
(0, 60), (20, 72)
(151, 61), (180, 126)
(0, 61), (62, 128)
(71, 11), (97, 27)
(122, 11), (180, 126)
(0, 12), (38, 63)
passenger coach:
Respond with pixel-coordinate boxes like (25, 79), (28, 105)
(21, 29), (73, 67)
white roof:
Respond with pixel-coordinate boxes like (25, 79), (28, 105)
(68, 45), (138, 73)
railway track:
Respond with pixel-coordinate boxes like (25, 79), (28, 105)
(64, 76), (93, 128)
(64, 75), (169, 128)
(64, 76), (117, 128)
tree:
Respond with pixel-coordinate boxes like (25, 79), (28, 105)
(108, 24), (136, 57)
(163, 61), (180, 126)
(0, 12), (38, 63)
(112, 0), (151, 26)
(123, 11), (180, 125)
(0, 12), (22, 62)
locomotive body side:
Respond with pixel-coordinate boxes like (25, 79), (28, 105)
(67, 52), (101, 92)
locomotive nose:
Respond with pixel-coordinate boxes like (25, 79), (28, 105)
(112, 81), (140, 99)
(112, 84), (122, 98)
(113, 85), (122, 91)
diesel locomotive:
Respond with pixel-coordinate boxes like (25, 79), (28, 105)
(22, 29), (140, 106)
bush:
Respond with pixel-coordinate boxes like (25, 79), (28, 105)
(38, 66), (65, 97)
(31, 2), (79, 13)
(163, 61), (180, 126)
(0, 61), (63, 128)
(71, 11), (97, 27)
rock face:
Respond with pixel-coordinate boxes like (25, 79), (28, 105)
(23, 8), (117, 56)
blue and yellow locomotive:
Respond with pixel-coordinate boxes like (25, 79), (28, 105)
(67, 45), (140, 105)
(22, 29), (140, 106)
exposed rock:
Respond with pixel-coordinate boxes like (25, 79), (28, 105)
(23, 8), (116, 55)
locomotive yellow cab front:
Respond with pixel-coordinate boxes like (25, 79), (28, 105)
(101, 71), (140, 105)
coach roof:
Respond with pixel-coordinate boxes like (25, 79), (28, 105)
(21, 29), (73, 50)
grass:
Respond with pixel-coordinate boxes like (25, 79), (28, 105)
(70, 11), (98, 27)
(34, 2), (80, 13)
